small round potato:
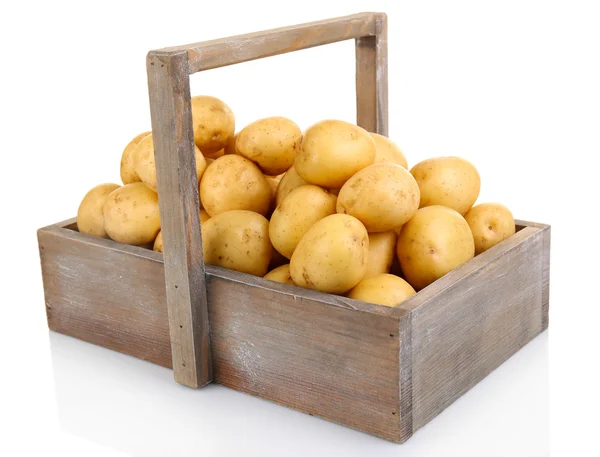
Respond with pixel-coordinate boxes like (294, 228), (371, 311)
(236, 117), (301, 176)
(290, 214), (369, 294)
(266, 176), (281, 213)
(134, 134), (207, 192)
(337, 163), (420, 232)
(365, 231), (397, 278)
(370, 133), (408, 168)
(204, 148), (225, 160)
(202, 210), (272, 276)
(410, 156), (480, 215)
(153, 230), (163, 252)
(103, 183), (161, 245)
(191, 95), (235, 155)
(295, 120), (376, 188)
(77, 183), (121, 238)
(264, 264), (296, 286)
(120, 131), (151, 184)
(199, 155), (272, 217)
(464, 203), (515, 255)
(200, 209), (211, 224)
(397, 205), (474, 290)
(275, 166), (308, 207)
(347, 274), (416, 307)
(269, 185), (337, 258)
(223, 132), (238, 155)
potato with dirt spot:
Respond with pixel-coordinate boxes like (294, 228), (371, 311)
(269, 185), (337, 259)
(103, 183), (161, 245)
(347, 274), (416, 307)
(337, 162), (420, 232)
(464, 203), (515, 255)
(202, 210), (272, 276)
(365, 231), (397, 278)
(290, 214), (369, 294)
(264, 264), (296, 285)
(191, 95), (235, 156)
(200, 155), (271, 217)
(77, 183), (121, 238)
(120, 131), (151, 184)
(370, 133), (408, 168)
(275, 166), (308, 207)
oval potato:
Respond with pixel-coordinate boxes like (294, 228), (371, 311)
(77, 183), (121, 238)
(275, 166), (308, 207)
(264, 264), (296, 286)
(365, 231), (397, 278)
(347, 274), (416, 307)
(464, 203), (515, 255)
(191, 95), (235, 155)
(370, 133), (408, 168)
(120, 131), (151, 184)
(153, 230), (163, 252)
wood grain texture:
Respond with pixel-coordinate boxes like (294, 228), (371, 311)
(540, 225), (551, 330)
(147, 51), (212, 388)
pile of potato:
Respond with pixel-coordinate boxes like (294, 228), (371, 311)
(77, 95), (516, 308)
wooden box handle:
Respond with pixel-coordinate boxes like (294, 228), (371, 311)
(147, 12), (389, 388)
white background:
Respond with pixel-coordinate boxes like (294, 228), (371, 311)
(1, 0), (599, 455)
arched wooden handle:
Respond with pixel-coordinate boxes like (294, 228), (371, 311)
(147, 12), (389, 388)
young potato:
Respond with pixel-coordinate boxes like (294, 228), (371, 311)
(236, 117), (301, 176)
(464, 203), (515, 255)
(265, 176), (281, 213)
(200, 209), (211, 224)
(202, 210), (272, 276)
(295, 120), (376, 188)
(410, 156), (480, 215)
(77, 183), (121, 238)
(347, 274), (416, 307)
(103, 183), (161, 245)
(337, 163), (420, 232)
(191, 95), (235, 155)
(365, 231), (397, 278)
(203, 148), (225, 160)
(269, 185), (337, 259)
(264, 264), (296, 286)
(223, 132), (238, 155)
(397, 205), (474, 290)
(134, 134), (207, 192)
(290, 214), (369, 294)
(370, 133), (408, 168)
(275, 166), (308, 207)
(120, 131), (151, 184)
(199, 155), (271, 217)
(153, 230), (163, 252)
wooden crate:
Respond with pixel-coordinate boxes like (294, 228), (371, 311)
(37, 13), (550, 443)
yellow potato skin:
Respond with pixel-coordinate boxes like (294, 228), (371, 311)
(223, 132), (238, 155)
(264, 264), (296, 286)
(290, 214), (369, 294)
(410, 156), (481, 215)
(295, 120), (376, 188)
(236, 117), (301, 176)
(269, 185), (337, 259)
(77, 183), (121, 238)
(103, 183), (161, 245)
(397, 205), (474, 290)
(464, 203), (515, 255)
(120, 131), (151, 184)
(202, 210), (272, 277)
(365, 231), (397, 278)
(134, 134), (207, 192)
(347, 274), (416, 307)
(153, 230), (163, 252)
(200, 209), (211, 224)
(337, 163), (420, 232)
(370, 133), (408, 168)
(275, 166), (308, 207)
(191, 95), (235, 155)
(199, 155), (272, 217)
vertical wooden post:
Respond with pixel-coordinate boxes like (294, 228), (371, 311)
(147, 50), (212, 388)
(355, 13), (388, 135)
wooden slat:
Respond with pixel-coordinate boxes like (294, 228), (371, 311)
(147, 50), (212, 388)
(540, 225), (551, 330)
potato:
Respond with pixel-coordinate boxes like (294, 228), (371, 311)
(202, 210), (272, 276)
(223, 132), (238, 155)
(269, 185), (337, 258)
(290, 214), (369, 294)
(266, 176), (280, 212)
(103, 183), (161, 245)
(370, 133), (408, 168)
(204, 148), (225, 160)
(236, 117), (301, 176)
(295, 120), (376, 188)
(464, 203), (515, 255)
(153, 230), (163, 252)
(200, 209), (211, 224)
(275, 166), (308, 207)
(337, 163), (420, 232)
(365, 231), (397, 278)
(120, 131), (151, 184)
(134, 134), (207, 192)
(410, 156), (480, 215)
(264, 264), (296, 286)
(77, 183), (121, 237)
(191, 95), (235, 155)
(397, 205), (474, 290)
(347, 274), (416, 307)
(199, 155), (271, 217)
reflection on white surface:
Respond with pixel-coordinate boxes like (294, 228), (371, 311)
(50, 331), (549, 457)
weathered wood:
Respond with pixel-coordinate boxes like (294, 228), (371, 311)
(540, 225), (551, 330)
(355, 13), (388, 135)
(147, 50), (212, 387)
